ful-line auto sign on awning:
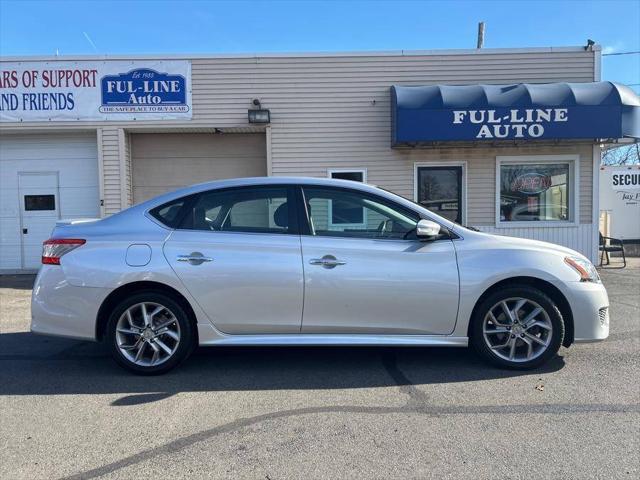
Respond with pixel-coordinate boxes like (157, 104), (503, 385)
(391, 82), (640, 146)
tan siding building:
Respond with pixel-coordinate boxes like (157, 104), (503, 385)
(1, 46), (622, 271)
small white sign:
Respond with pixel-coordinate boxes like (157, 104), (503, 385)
(600, 167), (640, 241)
(611, 170), (640, 190)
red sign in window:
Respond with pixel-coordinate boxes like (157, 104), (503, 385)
(511, 173), (552, 194)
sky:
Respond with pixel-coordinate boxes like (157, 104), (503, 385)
(0, 0), (638, 91)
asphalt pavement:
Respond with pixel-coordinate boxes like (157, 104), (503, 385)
(1, 260), (638, 479)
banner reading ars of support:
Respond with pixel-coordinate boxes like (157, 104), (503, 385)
(0, 60), (192, 121)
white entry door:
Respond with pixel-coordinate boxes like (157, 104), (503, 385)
(19, 173), (60, 270)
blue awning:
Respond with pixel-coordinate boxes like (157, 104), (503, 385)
(391, 81), (640, 146)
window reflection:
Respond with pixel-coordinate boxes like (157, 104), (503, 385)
(500, 163), (570, 222)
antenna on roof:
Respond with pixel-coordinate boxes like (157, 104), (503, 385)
(477, 22), (485, 49)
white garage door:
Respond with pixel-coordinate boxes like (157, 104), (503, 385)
(0, 134), (100, 271)
(131, 133), (267, 204)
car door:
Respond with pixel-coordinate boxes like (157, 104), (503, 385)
(299, 185), (459, 335)
(163, 185), (304, 334)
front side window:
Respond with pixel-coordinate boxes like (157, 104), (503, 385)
(303, 187), (419, 240)
(328, 170), (366, 227)
(499, 163), (571, 222)
(180, 187), (290, 234)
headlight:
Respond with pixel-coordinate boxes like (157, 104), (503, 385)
(564, 256), (600, 282)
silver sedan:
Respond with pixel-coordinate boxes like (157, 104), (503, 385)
(31, 177), (609, 374)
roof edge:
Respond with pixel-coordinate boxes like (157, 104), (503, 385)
(0, 45), (599, 62)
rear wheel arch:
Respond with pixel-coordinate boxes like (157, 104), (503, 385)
(467, 276), (574, 347)
(96, 281), (199, 343)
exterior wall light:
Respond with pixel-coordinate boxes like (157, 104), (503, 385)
(248, 98), (270, 124)
(248, 109), (270, 124)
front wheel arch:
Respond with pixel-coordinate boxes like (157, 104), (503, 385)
(96, 281), (199, 344)
(467, 276), (574, 348)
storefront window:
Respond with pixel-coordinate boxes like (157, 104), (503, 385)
(499, 163), (570, 222)
(417, 166), (463, 223)
(330, 170), (365, 183)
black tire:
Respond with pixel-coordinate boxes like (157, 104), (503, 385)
(106, 291), (195, 375)
(470, 285), (564, 370)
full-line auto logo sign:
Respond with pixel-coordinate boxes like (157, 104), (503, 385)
(100, 68), (189, 114)
(0, 60), (192, 122)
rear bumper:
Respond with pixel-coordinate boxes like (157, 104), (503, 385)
(564, 281), (609, 343)
(31, 266), (112, 341)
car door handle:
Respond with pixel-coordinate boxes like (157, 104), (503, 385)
(309, 255), (346, 269)
(177, 253), (213, 265)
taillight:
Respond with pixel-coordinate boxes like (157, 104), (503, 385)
(42, 239), (86, 265)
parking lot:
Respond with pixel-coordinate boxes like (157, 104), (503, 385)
(1, 261), (638, 480)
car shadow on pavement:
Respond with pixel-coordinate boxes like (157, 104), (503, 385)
(0, 331), (565, 405)
(0, 274), (36, 290)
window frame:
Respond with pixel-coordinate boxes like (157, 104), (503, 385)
(327, 169), (367, 229)
(149, 185), (300, 235)
(298, 184), (423, 241)
(414, 162), (467, 226)
(495, 155), (580, 228)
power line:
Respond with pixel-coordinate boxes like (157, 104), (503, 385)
(602, 51), (640, 56)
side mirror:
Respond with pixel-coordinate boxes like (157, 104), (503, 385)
(416, 219), (441, 239)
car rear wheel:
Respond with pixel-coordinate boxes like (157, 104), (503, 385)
(470, 286), (564, 369)
(106, 292), (195, 375)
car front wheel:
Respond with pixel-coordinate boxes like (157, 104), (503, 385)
(106, 292), (195, 375)
(470, 286), (564, 369)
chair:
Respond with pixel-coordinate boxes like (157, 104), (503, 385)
(599, 232), (626, 268)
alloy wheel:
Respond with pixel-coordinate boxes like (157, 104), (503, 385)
(115, 302), (181, 367)
(482, 297), (553, 363)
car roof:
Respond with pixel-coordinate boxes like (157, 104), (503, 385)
(139, 176), (383, 207)
(191, 176), (375, 189)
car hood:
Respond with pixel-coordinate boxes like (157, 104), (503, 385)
(457, 227), (588, 260)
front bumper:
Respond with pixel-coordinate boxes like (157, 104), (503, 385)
(563, 280), (610, 343)
(31, 266), (112, 341)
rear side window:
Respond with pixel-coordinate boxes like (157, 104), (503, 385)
(149, 198), (188, 228)
(179, 187), (293, 234)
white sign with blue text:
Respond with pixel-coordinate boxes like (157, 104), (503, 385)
(0, 60), (192, 121)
